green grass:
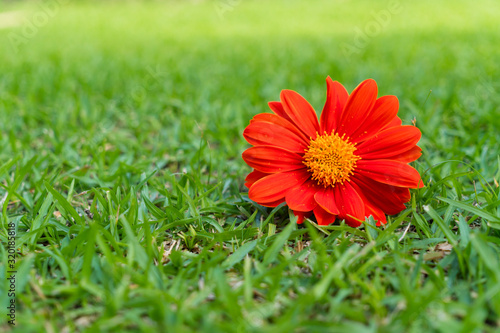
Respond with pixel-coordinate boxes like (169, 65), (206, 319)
(1, 0), (500, 331)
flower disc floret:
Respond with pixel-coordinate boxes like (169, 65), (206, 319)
(303, 132), (360, 187)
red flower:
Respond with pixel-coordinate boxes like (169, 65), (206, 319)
(242, 77), (423, 227)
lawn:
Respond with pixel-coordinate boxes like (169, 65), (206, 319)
(1, 0), (500, 332)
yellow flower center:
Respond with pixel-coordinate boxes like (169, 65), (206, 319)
(303, 132), (361, 187)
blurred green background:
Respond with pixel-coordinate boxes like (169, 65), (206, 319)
(1, 0), (499, 177)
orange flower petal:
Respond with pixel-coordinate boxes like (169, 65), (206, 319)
(293, 210), (312, 224)
(250, 113), (310, 143)
(356, 125), (421, 159)
(333, 182), (365, 227)
(350, 95), (400, 143)
(260, 199), (286, 208)
(320, 77), (348, 135)
(336, 79), (378, 138)
(249, 170), (310, 204)
(356, 160), (424, 189)
(351, 173), (409, 215)
(268, 101), (292, 122)
(348, 180), (389, 225)
(244, 169), (269, 188)
(242, 146), (305, 173)
(364, 201), (388, 226)
(285, 180), (319, 212)
(389, 146), (422, 163)
(382, 116), (402, 129)
(280, 90), (320, 139)
(313, 186), (340, 215)
(243, 120), (308, 153)
(313, 205), (337, 226)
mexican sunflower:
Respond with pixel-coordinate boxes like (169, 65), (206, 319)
(242, 77), (423, 227)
